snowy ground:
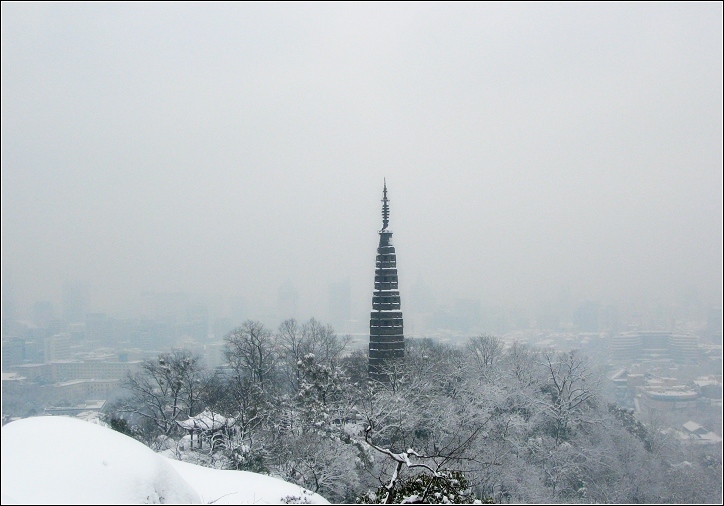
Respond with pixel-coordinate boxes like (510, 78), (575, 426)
(1, 416), (329, 504)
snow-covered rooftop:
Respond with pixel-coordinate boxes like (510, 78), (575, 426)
(683, 420), (704, 433)
(1, 372), (26, 381)
(177, 409), (234, 431)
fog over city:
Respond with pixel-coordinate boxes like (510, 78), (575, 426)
(2, 4), (723, 504)
(2, 2), (722, 327)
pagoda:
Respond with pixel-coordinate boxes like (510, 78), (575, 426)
(369, 180), (404, 378)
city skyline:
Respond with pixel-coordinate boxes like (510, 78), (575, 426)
(2, 3), (722, 328)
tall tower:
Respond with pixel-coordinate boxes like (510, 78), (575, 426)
(369, 180), (404, 378)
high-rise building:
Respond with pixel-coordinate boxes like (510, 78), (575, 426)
(62, 281), (87, 324)
(328, 279), (351, 330)
(32, 301), (55, 329)
(369, 181), (404, 378)
(44, 333), (72, 362)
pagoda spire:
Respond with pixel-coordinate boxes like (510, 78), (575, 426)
(381, 179), (390, 230)
(369, 179), (404, 380)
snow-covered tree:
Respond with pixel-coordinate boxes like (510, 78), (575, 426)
(277, 318), (351, 393)
(120, 349), (211, 443)
(109, 324), (721, 504)
(536, 350), (599, 445)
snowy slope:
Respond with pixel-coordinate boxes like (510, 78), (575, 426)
(167, 459), (324, 505)
(1, 416), (329, 505)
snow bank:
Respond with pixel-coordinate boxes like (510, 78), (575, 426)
(1, 416), (329, 504)
(1, 416), (200, 504)
(167, 459), (329, 504)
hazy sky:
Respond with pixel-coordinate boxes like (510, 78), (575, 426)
(2, 2), (722, 322)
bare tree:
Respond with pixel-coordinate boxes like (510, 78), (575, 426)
(120, 349), (209, 441)
(538, 350), (599, 445)
(225, 320), (277, 391)
(277, 318), (306, 391)
(301, 317), (350, 369)
(466, 334), (503, 370)
(277, 318), (351, 393)
(504, 341), (542, 389)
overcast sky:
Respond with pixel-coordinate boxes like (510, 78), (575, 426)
(2, 2), (722, 323)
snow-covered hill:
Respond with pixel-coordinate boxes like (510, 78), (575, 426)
(1, 416), (329, 504)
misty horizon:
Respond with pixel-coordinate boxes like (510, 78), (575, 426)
(2, 3), (722, 330)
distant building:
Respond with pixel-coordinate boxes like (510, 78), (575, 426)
(706, 306), (722, 341)
(7, 363), (48, 383)
(638, 384), (698, 411)
(2, 338), (25, 369)
(9, 359), (141, 383)
(49, 359), (141, 382)
(44, 400), (106, 417)
(409, 277), (435, 314)
(85, 313), (113, 345)
(677, 421), (723, 445)
(32, 301), (55, 329)
(62, 281), (87, 324)
(182, 304), (209, 341)
(44, 333), (72, 362)
(48, 379), (121, 399)
(693, 376), (723, 400)
(277, 281), (299, 320)
(610, 331), (699, 364)
(328, 279), (351, 330)
(368, 181), (404, 379)
(573, 301), (600, 332)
